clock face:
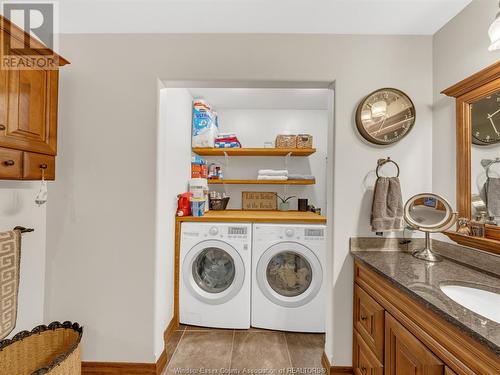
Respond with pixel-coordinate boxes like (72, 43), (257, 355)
(356, 88), (416, 145)
(471, 91), (500, 145)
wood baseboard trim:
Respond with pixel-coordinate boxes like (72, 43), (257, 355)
(164, 317), (179, 343)
(82, 361), (156, 375)
(321, 351), (353, 375)
(82, 318), (176, 375)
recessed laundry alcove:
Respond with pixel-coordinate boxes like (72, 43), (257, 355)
(154, 81), (335, 364)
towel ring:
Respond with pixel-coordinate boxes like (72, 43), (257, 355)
(485, 157), (500, 179)
(376, 157), (400, 178)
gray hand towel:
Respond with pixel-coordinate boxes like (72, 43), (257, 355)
(371, 177), (404, 232)
(485, 177), (500, 217)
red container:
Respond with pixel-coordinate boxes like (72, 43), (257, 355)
(176, 192), (192, 217)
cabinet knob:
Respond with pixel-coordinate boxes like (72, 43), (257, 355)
(360, 315), (368, 321)
(0, 124), (5, 131)
(39, 163), (48, 169)
(4, 160), (15, 166)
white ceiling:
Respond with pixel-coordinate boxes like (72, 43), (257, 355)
(57, 0), (473, 35)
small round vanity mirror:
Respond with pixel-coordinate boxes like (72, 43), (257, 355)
(404, 193), (457, 262)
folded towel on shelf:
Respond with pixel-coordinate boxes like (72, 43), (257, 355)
(371, 177), (403, 232)
(0, 230), (21, 340)
(258, 169), (288, 177)
(287, 174), (315, 180)
(257, 175), (288, 181)
(215, 135), (242, 148)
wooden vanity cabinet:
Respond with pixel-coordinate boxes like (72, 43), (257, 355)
(353, 261), (500, 375)
(0, 16), (68, 180)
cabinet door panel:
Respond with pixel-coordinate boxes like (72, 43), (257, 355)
(0, 68), (58, 155)
(354, 284), (385, 362)
(385, 313), (444, 375)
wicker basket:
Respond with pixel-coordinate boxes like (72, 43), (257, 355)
(297, 134), (313, 148)
(275, 134), (297, 148)
(0, 322), (83, 375)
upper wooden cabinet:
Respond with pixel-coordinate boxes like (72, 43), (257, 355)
(0, 16), (68, 180)
(0, 68), (58, 155)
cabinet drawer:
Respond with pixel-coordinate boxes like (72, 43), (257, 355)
(23, 152), (55, 180)
(353, 329), (383, 375)
(354, 284), (384, 362)
(0, 147), (22, 179)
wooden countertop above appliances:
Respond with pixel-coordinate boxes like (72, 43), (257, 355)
(176, 210), (327, 224)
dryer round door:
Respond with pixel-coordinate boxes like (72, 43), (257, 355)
(183, 240), (245, 305)
(256, 242), (323, 308)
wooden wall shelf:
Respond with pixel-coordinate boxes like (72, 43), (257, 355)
(207, 179), (315, 185)
(192, 148), (316, 157)
(444, 231), (500, 256)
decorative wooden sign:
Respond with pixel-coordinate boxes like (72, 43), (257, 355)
(242, 192), (277, 211)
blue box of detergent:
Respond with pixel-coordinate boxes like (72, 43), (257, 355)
(192, 99), (218, 148)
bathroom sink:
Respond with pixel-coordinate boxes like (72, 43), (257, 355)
(440, 285), (500, 324)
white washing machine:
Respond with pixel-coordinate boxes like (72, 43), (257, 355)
(252, 224), (327, 332)
(180, 222), (252, 329)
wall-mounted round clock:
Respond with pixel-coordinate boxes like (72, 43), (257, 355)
(356, 88), (416, 145)
(470, 91), (500, 145)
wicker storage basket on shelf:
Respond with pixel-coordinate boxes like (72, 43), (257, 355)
(275, 134), (297, 148)
(296, 134), (313, 148)
(0, 321), (83, 375)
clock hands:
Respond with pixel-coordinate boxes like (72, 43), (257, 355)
(487, 108), (500, 119)
(488, 116), (500, 136)
(486, 107), (500, 136)
(374, 113), (388, 136)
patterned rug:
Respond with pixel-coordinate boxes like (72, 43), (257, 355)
(0, 230), (21, 340)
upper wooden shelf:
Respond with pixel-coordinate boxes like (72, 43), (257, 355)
(207, 179), (315, 185)
(192, 148), (316, 157)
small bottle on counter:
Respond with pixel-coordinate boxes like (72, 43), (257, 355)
(469, 215), (486, 237)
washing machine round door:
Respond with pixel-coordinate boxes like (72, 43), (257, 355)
(256, 242), (322, 308)
(183, 240), (245, 305)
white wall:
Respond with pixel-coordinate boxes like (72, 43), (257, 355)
(47, 33), (432, 364)
(433, 0), (500, 207)
(154, 88), (192, 358)
(207, 108), (328, 211)
(0, 182), (46, 337)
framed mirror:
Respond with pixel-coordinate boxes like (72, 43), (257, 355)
(404, 193), (457, 262)
(442, 61), (500, 255)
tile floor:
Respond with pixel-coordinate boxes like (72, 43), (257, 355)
(162, 325), (326, 375)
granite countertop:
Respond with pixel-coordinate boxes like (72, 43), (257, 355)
(351, 248), (500, 355)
